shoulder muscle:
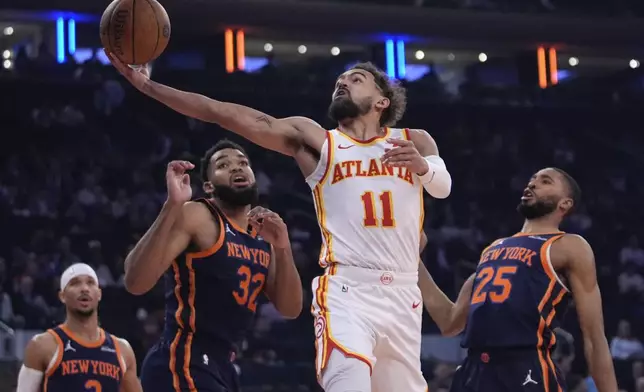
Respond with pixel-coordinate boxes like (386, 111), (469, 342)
(24, 332), (59, 371)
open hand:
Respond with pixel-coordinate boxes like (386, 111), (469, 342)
(104, 49), (151, 91)
(166, 160), (194, 204)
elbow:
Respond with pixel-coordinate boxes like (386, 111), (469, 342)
(275, 292), (303, 320)
(123, 270), (152, 296)
(441, 327), (462, 338)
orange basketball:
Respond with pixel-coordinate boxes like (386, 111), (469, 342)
(100, 0), (171, 65)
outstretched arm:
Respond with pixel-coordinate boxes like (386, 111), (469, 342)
(418, 262), (473, 337)
(558, 235), (617, 392)
(106, 52), (325, 156)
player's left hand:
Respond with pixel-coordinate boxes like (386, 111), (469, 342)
(248, 207), (290, 250)
(381, 138), (429, 175)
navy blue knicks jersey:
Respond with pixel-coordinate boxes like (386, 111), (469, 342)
(163, 198), (272, 351)
(42, 325), (124, 392)
(462, 232), (571, 350)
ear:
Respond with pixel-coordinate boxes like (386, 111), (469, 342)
(97, 288), (102, 302)
(559, 198), (573, 214)
(203, 181), (214, 194)
(58, 290), (65, 304)
(375, 97), (390, 111)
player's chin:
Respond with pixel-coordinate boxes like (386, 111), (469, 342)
(230, 181), (254, 190)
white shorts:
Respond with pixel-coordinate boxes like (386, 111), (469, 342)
(311, 264), (428, 392)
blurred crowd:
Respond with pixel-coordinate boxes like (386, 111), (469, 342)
(322, 0), (644, 17)
(0, 42), (643, 391)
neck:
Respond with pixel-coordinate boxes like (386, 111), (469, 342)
(520, 217), (561, 234)
(213, 198), (251, 229)
(338, 115), (383, 141)
(64, 314), (100, 340)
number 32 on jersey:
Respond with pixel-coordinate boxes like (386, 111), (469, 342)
(471, 266), (517, 305)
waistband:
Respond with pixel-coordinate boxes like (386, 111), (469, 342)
(325, 264), (418, 287)
(162, 327), (236, 357)
(468, 347), (550, 363)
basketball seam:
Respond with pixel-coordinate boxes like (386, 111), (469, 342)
(144, 0), (161, 60)
(131, 0), (137, 64)
(107, 1), (120, 57)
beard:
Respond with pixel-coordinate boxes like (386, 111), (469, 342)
(328, 96), (371, 123)
(70, 307), (96, 319)
(517, 197), (558, 220)
(213, 183), (259, 207)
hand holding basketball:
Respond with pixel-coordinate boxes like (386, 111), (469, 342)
(248, 207), (290, 249)
(105, 50), (150, 91)
(382, 138), (429, 175)
(166, 160), (194, 204)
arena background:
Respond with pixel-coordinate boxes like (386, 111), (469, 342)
(1, 0), (644, 391)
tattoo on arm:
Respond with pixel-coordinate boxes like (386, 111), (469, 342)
(255, 115), (273, 128)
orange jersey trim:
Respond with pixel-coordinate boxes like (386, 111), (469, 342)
(168, 214), (225, 392)
(336, 127), (391, 146)
(313, 265), (373, 382)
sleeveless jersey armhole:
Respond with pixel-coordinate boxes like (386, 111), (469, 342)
(45, 330), (64, 376)
(540, 234), (570, 292)
(111, 335), (128, 374)
(305, 131), (334, 189)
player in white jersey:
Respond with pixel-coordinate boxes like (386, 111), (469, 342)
(108, 55), (453, 392)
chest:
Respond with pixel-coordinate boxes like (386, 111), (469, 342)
(55, 349), (122, 382)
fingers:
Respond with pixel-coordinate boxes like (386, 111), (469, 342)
(383, 153), (417, 165)
(387, 138), (413, 147)
(167, 160), (195, 174)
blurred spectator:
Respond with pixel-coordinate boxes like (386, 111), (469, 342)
(611, 320), (644, 360)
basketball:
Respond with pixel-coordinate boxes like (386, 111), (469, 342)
(100, 0), (171, 65)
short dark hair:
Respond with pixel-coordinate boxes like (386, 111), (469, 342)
(552, 167), (581, 214)
(350, 62), (407, 127)
(200, 139), (249, 182)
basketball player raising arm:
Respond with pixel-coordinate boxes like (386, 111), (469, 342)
(123, 155), (302, 318)
(105, 51), (451, 199)
(109, 51), (451, 391)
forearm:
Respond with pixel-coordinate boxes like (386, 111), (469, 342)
(269, 246), (303, 319)
(585, 337), (618, 392)
(141, 81), (291, 152)
(124, 202), (182, 294)
(418, 156), (451, 199)
(418, 263), (461, 336)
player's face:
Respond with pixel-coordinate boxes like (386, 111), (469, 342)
(517, 168), (572, 220)
(59, 275), (101, 318)
(328, 70), (385, 123)
(205, 148), (258, 207)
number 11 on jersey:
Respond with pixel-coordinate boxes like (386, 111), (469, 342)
(361, 191), (395, 228)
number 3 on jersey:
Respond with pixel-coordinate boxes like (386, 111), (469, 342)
(361, 191), (395, 228)
(85, 380), (102, 392)
(471, 266), (517, 305)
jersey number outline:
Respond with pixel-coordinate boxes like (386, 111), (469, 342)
(85, 380), (102, 392)
(471, 266), (517, 305)
(233, 265), (265, 312)
(361, 191), (395, 228)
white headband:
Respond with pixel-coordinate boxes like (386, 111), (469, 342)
(60, 263), (99, 291)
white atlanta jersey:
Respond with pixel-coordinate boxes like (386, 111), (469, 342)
(306, 127), (424, 273)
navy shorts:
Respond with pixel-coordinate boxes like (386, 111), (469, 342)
(449, 349), (566, 392)
(140, 338), (240, 392)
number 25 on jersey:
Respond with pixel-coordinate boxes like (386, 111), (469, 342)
(361, 191), (395, 228)
(471, 266), (517, 305)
